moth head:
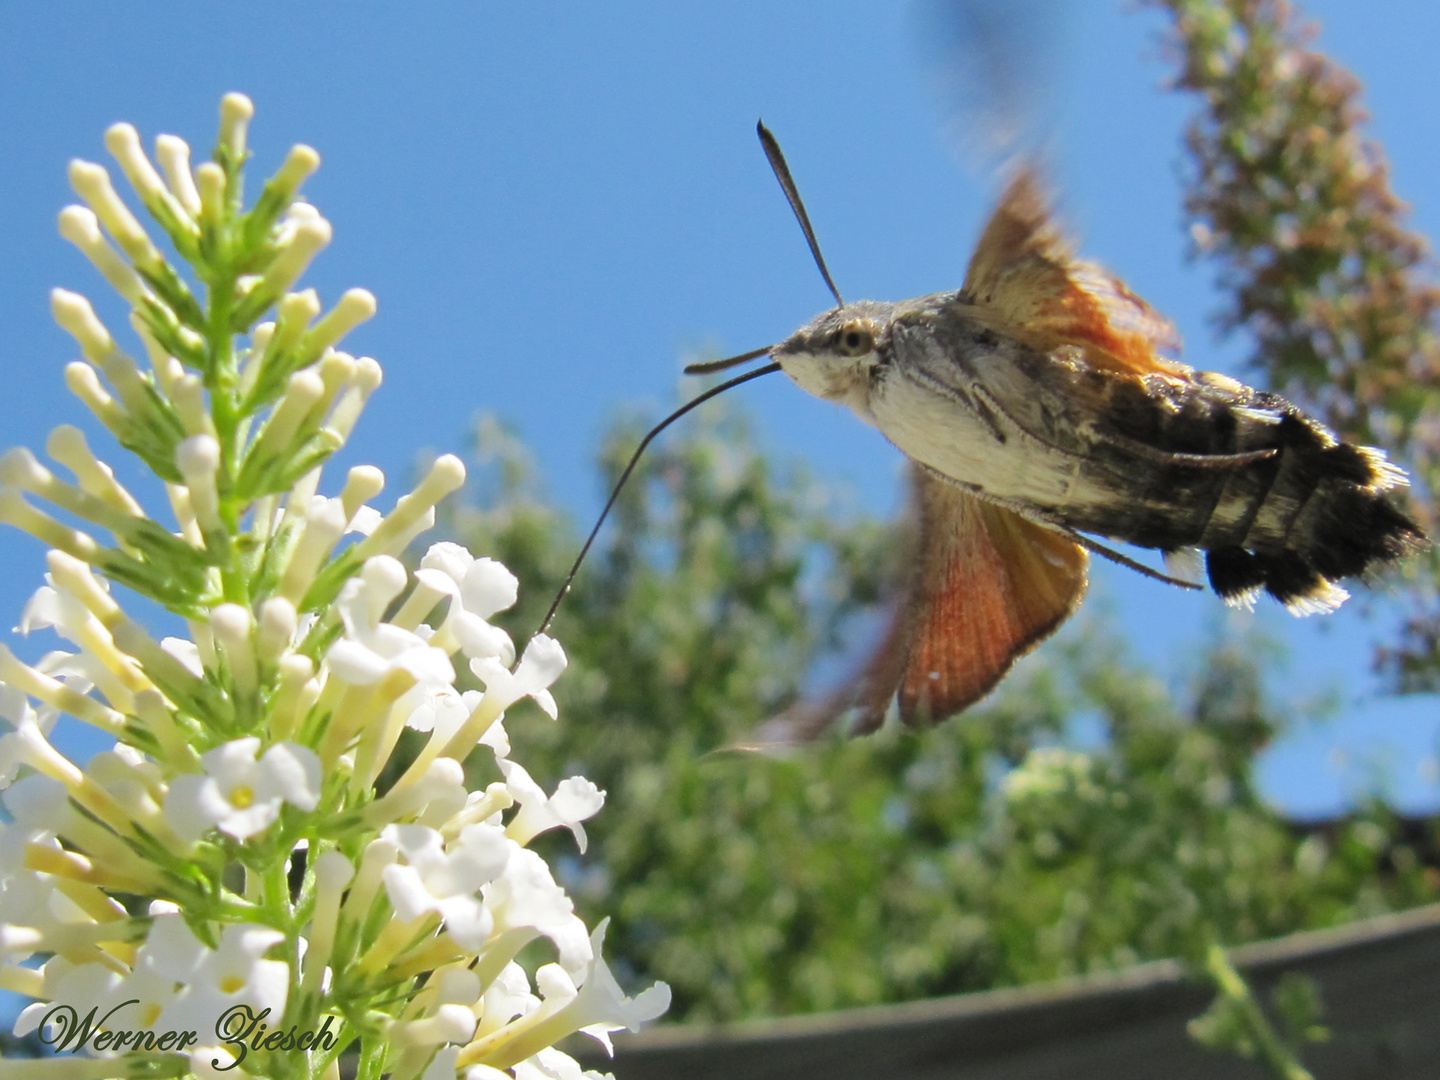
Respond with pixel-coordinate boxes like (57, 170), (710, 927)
(774, 303), (891, 408)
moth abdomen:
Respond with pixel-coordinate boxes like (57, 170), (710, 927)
(1075, 370), (1424, 612)
(1196, 425), (1423, 612)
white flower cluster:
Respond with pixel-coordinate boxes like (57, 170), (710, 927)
(0, 95), (667, 1080)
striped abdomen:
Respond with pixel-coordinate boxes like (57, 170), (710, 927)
(1056, 365), (1423, 612)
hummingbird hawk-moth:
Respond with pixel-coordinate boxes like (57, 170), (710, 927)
(714, 127), (1424, 739)
(542, 125), (1426, 738)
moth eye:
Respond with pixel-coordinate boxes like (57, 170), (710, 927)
(837, 322), (875, 356)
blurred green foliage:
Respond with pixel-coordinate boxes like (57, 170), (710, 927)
(441, 405), (1435, 1025)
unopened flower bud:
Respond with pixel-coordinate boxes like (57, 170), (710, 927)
(219, 92), (255, 160)
(155, 133), (202, 217)
(305, 288), (376, 356)
(58, 206), (146, 302)
(51, 289), (116, 363)
(104, 123), (169, 207)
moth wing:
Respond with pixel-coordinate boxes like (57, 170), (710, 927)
(753, 466), (1088, 745)
(961, 168), (1187, 379)
(896, 468), (1089, 724)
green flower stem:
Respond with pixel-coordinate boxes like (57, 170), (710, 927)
(1201, 944), (1313, 1080)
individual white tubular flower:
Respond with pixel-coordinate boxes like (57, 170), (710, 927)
(268, 654), (317, 741)
(236, 322), (275, 400)
(50, 288), (115, 363)
(352, 454), (466, 562)
(471, 635), (567, 721)
(196, 160), (226, 225)
(131, 312), (186, 395)
(343, 835), (399, 940)
(66, 159), (163, 271)
(219, 92), (255, 161)
(269, 143), (322, 204)
(272, 289), (323, 356)
(162, 737), (322, 844)
(0, 489), (102, 565)
(326, 560), (456, 702)
(276, 497), (349, 605)
(58, 205), (147, 303)
(476, 847), (590, 981)
(169, 371), (217, 438)
(322, 564), (452, 768)
(176, 434), (224, 536)
(441, 782), (515, 840)
(426, 964), (483, 1015)
(155, 133), (202, 217)
(340, 464), (385, 528)
(105, 123), (169, 205)
(462, 921), (670, 1071)
(63, 361), (129, 436)
(396, 636), (565, 798)
(390, 1003), (479, 1049)
(210, 604), (258, 697)
(499, 761), (604, 853)
(0, 645), (123, 737)
(131, 688), (197, 769)
(257, 215), (332, 300)
(324, 355), (384, 443)
(336, 555), (407, 643)
(256, 597), (298, 666)
(45, 426), (144, 517)
(85, 749), (172, 839)
(304, 287), (377, 356)
(256, 367), (326, 458)
(21, 570), (144, 711)
(0, 923), (110, 969)
(392, 572), (450, 637)
(315, 349), (358, 417)
(471, 963), (538, 1041)
(40, 551), (120, 629)
(166, 480), (203, 547)
(363, 757), (467, 829)
(0, 959), (46, 999)
(416, 543), (518, 664)
(149, 917), (289, 1043)
(301, 849), (355, 995)
(379, 821), (512, 952)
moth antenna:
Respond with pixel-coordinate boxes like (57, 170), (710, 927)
(684, 344), (774, 376)
(757, 119), (845, 309)
(535, 361), (784, 637)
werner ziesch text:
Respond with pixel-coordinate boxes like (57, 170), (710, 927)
(36, 1000), (337, 1068)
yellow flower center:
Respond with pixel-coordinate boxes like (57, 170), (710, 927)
(228, 785), (255, 809)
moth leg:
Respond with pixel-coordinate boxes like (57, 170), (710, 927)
(911, 462), (1202, 591)
(1056, 528), (1204, 590)
(1089, 428), (1279, 469)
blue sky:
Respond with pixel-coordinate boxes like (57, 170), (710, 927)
(0, 2), (1437, 817)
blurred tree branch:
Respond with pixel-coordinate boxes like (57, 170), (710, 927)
(1151, 0), (1440, 688)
